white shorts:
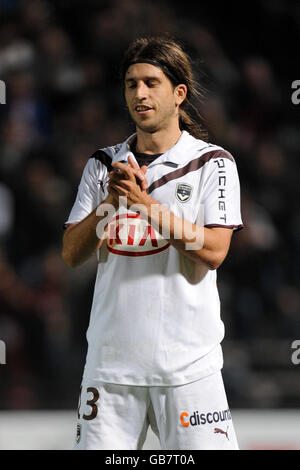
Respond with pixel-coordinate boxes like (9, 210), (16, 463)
(74, 370), (239, 450)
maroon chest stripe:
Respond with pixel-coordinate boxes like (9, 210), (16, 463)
(147, 150), (234, 194)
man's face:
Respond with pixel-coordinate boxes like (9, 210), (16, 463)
(124, 63), (183, 134)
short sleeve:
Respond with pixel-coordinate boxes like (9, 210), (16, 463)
(200, 152), (243, 231)
(64, 157), (101, 228)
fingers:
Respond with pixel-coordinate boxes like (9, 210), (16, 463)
(127, 156), (148, 191)
(140, 165), (147, 175)
(126, 157), (147, 174)
(110, 158), (148, 191)
(112, 161), (136, 182)
(128, 155), (147, 178)
(107, 182), (124, 199)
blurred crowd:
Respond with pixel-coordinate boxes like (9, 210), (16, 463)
(0, 0), (300, 409)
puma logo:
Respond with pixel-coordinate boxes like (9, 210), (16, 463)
(214, 426), (229, 440)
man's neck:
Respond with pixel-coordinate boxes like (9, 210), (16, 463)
(135, 127), (183, 155)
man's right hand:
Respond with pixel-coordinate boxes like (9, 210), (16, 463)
(108, 157), (148, 191)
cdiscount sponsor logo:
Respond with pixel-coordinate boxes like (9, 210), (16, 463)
(180, 408), (232, 428)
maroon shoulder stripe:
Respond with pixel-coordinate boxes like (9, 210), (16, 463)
(148, 150), (234, 194)
(92, 150), (113, 172)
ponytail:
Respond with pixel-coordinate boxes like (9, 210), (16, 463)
(179, 108), (208, 141)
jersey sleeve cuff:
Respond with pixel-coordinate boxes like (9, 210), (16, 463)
(204, 223), (244, 232)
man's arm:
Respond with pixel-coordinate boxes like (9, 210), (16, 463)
(62, 161), (148, 268)
(108, 161), (233, 270)
(62, 194), (117, 268)
(137, 197), (233, 270)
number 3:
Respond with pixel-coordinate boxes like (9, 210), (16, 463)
(77, 386), (100, 421)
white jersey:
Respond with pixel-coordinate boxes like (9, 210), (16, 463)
(65, 131), (243, 386)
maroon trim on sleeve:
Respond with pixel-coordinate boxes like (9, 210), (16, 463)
(204, 224), (244, 232)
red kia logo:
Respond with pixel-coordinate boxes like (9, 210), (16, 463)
(107, 212), (170, 257)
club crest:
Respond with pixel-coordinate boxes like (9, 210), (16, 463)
(175, 183), (193, 203)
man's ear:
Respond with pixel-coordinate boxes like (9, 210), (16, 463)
(175, 84), (187, 106)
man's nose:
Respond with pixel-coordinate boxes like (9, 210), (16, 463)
(135, 82), (147, 100)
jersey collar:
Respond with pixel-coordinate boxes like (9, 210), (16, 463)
(112, 131), (206, 168)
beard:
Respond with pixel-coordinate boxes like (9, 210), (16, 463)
(129, 105), (176, 135)
(135, 120), (160, 134)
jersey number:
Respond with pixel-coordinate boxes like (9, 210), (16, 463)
(77, 386), (99, 421)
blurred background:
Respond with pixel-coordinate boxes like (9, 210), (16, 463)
(0, 0), (300, 449)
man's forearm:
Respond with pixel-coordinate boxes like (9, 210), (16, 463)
(62, 196), (117, 268)
(137, 195), (231, 270)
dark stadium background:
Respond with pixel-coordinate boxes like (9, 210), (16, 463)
(0, 0), (299, 412)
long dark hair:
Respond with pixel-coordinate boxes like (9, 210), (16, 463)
(120, 35), (208, 141)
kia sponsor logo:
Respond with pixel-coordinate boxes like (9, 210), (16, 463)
(180, 408), (232, 427)
(107, 212), (170, 256)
